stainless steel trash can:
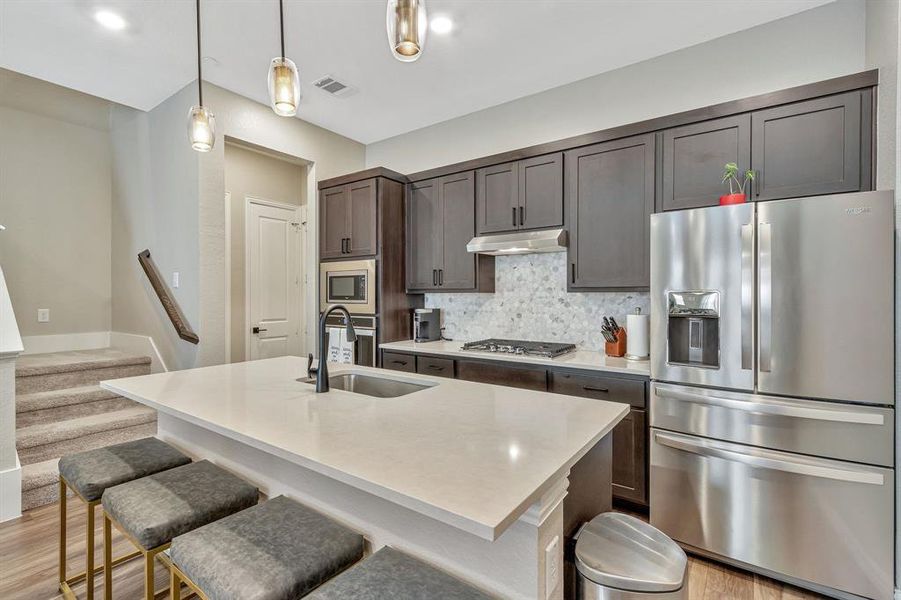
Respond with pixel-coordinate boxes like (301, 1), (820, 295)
(575, 513), (687, 599)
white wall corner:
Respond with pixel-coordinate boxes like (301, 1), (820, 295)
(110, 331), (169, 373)
(21, 331), (110, 355)
(0, 454), (22, 523)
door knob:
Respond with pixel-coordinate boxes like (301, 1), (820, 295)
(252, 326), (268, 334)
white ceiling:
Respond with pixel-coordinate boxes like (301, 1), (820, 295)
(0, 0), (834, 144)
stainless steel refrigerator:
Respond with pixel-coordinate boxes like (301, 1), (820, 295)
(649, 191), (895, 600)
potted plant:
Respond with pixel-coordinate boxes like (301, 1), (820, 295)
(720, 162), (754, 205)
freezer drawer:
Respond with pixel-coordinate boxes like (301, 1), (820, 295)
(651, 383), (894, 467)
(650, 430), (894, 600)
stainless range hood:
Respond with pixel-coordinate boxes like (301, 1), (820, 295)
(466, 228), (568, 255)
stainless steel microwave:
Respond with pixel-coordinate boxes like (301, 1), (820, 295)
(320, 259), (376, 314)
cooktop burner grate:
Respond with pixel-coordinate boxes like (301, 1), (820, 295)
(460, 338), (577, 358)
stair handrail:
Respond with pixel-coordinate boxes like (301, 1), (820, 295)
(137, 250), (200, 344)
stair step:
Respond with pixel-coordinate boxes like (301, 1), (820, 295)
(18, 421), (158, 467)
(17, 396), (140, 428)
(15, 348), (151, 378)
(16, 384), (120, 414)
(22, 457), (59, 492)
(15, 348), (152, 394)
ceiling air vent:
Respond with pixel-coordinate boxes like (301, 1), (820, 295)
(312, 75), (356, 98)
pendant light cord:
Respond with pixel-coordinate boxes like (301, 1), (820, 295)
(279, 0), (286, 59)
(196, 0), (203, 106)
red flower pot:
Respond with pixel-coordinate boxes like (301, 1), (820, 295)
(719, 193), (747, 206)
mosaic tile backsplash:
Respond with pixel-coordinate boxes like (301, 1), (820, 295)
(424, 253), (650, 351)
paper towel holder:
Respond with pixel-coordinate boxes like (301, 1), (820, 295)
(625, 307), (650, 361)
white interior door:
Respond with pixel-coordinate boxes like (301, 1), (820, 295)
(247, 199), (303, 360)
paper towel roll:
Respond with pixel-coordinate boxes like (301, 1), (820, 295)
(626, 312), (649, 360)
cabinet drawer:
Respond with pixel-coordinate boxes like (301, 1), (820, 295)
(456, 360), (547, 391)
(549, 371), (646, 408)
(382, 351), (415, 373)
(417, 356), (455, 378)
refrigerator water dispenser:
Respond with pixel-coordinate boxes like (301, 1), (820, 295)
(666, 291), (719, 368)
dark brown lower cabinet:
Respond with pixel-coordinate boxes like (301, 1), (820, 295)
(382, 351), (415, 373)
(610, 408), (646, 504)
(416, 355), (455, 378)
(455, 360), (547, 391)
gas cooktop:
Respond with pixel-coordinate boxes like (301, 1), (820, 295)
(460, 339), (577, 359)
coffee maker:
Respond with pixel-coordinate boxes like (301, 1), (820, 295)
(413, 309), (441, 343)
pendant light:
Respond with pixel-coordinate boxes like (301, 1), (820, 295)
(187, 0), (215, 152)
(268, 0), (301, 116)
(387, 0), (427, 62)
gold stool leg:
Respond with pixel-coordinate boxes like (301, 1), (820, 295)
(59, 477), (67, 590)
(145, 550), (155, 600)
(103, 513), (112, 598)
(85, 502), (95, 600)
(170, 567), (181, 600)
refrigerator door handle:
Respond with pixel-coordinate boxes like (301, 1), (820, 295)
(653, 384), (885, 425)
(653, 431), (885, 486)
(758, 222), (773, 372)
(740, 223), (754, 370)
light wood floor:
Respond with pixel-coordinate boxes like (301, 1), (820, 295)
(0, 499), (827, 599)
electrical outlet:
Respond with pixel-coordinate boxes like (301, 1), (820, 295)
(172, 271), (180, 289)
(545, 535), (560, 599)
(37, 308), (50, 323)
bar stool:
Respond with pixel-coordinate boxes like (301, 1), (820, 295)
(57, 437), (191, 599)
(305, 546), (496, 599)
(168, 495), (365, 600)
(101, 459), (258, 600)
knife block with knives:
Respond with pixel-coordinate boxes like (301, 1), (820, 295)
(602, 316), (627, 357)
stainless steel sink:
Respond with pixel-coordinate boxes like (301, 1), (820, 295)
(298, 373), (432, 398)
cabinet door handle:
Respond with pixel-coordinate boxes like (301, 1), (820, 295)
(755, 170), (761, 197)
(341, 238), (348, 253)
(346, 237), (351, 252)
(391, 360), (408, 366)
(583, 386), (609, 393)
(427, 365), (444, 371)
(512, 207), (517, 227)
(433, 269), (438, 286)
(571, 263), (576, 284)
(438, 269), (444, 286)
(519, 206), (524, 226)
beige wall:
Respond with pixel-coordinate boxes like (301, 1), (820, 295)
(0, 71), (112, 337)
(225, 143), (308, 363)
(366, 0), (868, 173)
(110, 81), (365, 369)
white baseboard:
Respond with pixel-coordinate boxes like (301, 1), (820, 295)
(0, 455), (22, 523)
(110, 332), (169, 373)
(21, 331), (110, 354)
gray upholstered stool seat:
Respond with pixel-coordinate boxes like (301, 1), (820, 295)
(169, 495), (365, 600)
(101, 459), (258, 551)
(305, 546), (495, 600)
(58, 436), (191, 502)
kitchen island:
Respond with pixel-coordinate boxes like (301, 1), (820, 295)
(102, 356), (628, 599)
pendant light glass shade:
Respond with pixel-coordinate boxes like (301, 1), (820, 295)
(187, 105), (215, 152)
(387, 0), (427, 62)
(268, 57), (300, 116)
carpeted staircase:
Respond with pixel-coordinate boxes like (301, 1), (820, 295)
(15, 348), (157, 510)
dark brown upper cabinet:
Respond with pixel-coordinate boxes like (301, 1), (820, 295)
(660, 114), (751, 212)
(751, 91), (867, 201)
(407, 171), (495, 293)
(475, 153), (563, 235)
(565, 134), (655, 291)
(319, 179), (377, 259)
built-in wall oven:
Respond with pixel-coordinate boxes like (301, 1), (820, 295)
(649, 192), (895, 600)
(321, 314), (377, 368)
(320, 259), (376, 315)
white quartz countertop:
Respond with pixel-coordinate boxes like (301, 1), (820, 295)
(380, 340), (651, 377)
(102, 357), (628, 541)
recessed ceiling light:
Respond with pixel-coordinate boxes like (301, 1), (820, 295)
(94, 10), (127, 31)
(430, 16), (453, 35)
